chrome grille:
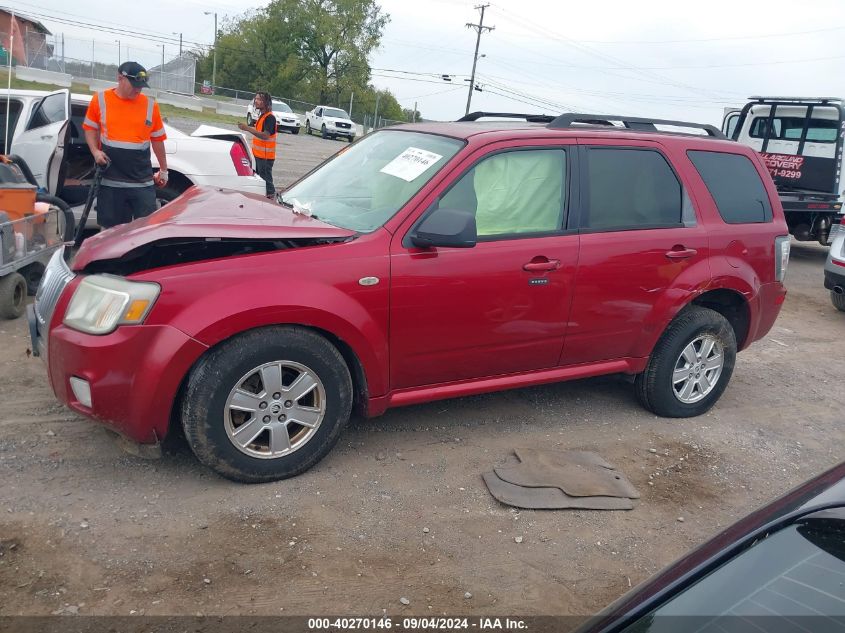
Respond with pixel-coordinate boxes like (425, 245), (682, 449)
(34, 248), (74, 352)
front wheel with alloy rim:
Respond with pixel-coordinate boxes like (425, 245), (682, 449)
(181, 326), (353, 482)
(305, 121), (312, 135)
(635, 306), (737, 418)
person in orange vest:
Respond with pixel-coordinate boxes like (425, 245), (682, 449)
(82, 61), (169, 228)
(238, 91), (277, 199)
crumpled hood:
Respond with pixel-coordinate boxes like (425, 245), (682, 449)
(72, 186), (356, 270)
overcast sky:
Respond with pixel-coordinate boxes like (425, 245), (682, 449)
(9, 0), (845, 125)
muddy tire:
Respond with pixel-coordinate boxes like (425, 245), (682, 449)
(832, 290), (845, 312)
(181, 326), (353, 483)
(635, 306), (736, 418)
(0, 273), (26, 320)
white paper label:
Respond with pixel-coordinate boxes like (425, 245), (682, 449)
(379, 147), (443, 182)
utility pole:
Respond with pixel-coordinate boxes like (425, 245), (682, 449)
(465, 3), (494, 116)
(412, 101), (417, 123)
(374, 92), (381, 131)
(349, 91), (354, 117)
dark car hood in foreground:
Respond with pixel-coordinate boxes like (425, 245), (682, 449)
(72, 186), (355, 271)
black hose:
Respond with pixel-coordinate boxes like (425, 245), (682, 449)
(35, 193), (76, 243)
(5, 154), (39, 187)
(73, 163), (106, 249)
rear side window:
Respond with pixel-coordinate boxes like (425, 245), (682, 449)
(584, 148), (683, 230)
(688, 150), (773, 224)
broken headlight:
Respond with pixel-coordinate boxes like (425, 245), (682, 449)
(63, 275), (160, 335)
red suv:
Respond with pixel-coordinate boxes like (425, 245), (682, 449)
(29, 113), (790, 482)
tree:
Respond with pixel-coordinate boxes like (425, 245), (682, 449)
(402, 107), (423, 122)
(194, 0), (389, 106)
(285, 0), (389, 104)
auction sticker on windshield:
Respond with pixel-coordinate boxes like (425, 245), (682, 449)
(380, 147), (443, 182)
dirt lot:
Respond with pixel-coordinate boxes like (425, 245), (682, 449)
(1, 122), (843, 618)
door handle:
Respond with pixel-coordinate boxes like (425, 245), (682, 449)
(523, 259), (560, 272)
(41, 135), (54, 140)
(665, 248), (697, 260)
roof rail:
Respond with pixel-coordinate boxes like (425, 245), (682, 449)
(458, 111), (555, 123)
(547, 113), (725, 138)
(749, 96), (844, 104)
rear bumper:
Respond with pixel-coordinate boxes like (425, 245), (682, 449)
(824, 266), (845, 291)
(747, 281), (787, 348)
(45, 322), (208, 443)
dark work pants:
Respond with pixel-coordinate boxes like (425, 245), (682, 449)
(96, 185), (157, 228)
(255, 158), (276, 197)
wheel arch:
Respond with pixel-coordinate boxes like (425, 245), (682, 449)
(167, 323), (370, 438)
(691, 289), (751, 350)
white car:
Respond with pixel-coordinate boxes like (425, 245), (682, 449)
(246, 98), (301, 134)
(3, 89), (267, 228)
(305, 106), (355, 142)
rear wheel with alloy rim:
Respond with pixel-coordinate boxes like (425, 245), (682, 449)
(181, 326), (353, 482)
(832, 290), (845, 312)
(305, 121), (312, 135)
(635, 306), (736, 418)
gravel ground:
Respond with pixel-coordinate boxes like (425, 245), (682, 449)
(0, 117), (842, 618)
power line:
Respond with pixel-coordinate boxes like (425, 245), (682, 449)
(491, 6), (742, 100)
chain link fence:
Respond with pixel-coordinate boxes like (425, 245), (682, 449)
(3, 30), (195, 94)
(4, 29), (414, 128)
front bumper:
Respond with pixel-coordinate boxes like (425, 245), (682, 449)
(29, 250), (209, 443)
(326, 124), (354, 137)
(44, 321), (207, 443)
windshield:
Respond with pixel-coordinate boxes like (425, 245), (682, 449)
(272, 101), (293, 113)
(324, 108), (350, 119)
(282, 130), (465, 232)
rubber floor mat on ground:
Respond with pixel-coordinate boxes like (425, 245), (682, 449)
(483, 448), (640, 510)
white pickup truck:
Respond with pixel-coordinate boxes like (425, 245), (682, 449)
(305, 106), (355, 142)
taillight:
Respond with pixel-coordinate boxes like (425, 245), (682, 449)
(775, 235), (790, 283)
(230, 142), (253, 176)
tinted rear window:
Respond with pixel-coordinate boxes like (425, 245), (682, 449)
(584, 148), (683, 230)
(687, 151), (773, 224)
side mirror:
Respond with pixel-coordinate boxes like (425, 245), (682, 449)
(410, 208), (477, 248)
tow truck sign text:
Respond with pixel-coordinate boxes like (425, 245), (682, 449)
(760, 152), (804, 180)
